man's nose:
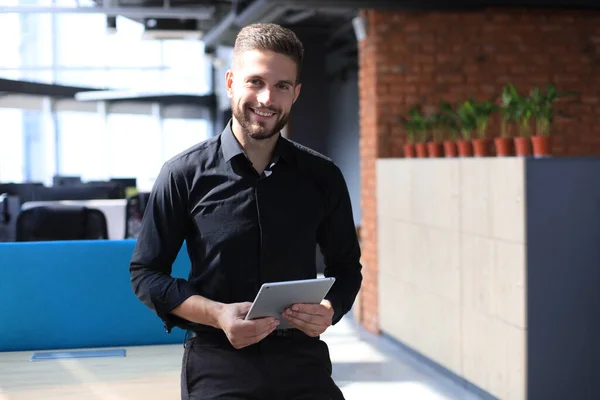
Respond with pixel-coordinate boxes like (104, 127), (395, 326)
(256, 88), (273, 106)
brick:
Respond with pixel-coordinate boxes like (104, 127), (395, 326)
(581, 95), (599, 104)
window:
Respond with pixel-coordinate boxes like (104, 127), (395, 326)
(0, 0), (215, 186)
(0, 109), (24, 183)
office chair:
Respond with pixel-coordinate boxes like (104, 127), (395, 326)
(0, 193), (20, 242)
(124, 192), (150, 239)
(16, 205), (109, 242)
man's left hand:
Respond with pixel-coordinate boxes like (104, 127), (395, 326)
(282, 300), (334, 337)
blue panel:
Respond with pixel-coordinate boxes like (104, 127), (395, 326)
(0, 239), (191, 352)
(31, 348), (126, 361)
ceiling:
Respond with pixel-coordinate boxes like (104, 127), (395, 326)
(1, 0), (599, 104)
(86, 0), (600, 51)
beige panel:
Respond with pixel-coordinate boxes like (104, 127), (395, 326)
(489, 158), (525, 243)
(392, 220), (414, 284)
(461, 233), (495, 316)
(461, 310), (507, 399)
(418, 226), (461, 303)
(493, 240), (527, 329)
(381, 282), (421, 352)
(376, 159), (394, 219)
(379, 270), (405, 339)
(383, 282), (462, 376)
(377, 216), (396, 278)
(376, 158), (528, 400)
(460, 159), (491, 236)
(410, 160), (460, 230)
(391, 159), (413, 221)
(507, 323), (527, 400)
(462, 310), (526, 400)
(377, 159), (412, 221)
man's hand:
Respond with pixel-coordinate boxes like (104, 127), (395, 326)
(282, 299), (334, 337)
(216, 302), (279, 349)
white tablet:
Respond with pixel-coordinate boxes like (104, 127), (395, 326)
(244, 277), (336, 330)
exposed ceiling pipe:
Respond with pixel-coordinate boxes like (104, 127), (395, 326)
(282, 9), (316, 24)
(202, 0), (290, 52)
(234, 0), (276, 26)
(202, 10), (237, 49)
(0, 5), (215, 19)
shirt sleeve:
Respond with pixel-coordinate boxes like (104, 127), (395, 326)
(317, 164), (363, 325)
(129, 161), (196, 333)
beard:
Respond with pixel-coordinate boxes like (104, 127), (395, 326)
(232, 100), (290, 141)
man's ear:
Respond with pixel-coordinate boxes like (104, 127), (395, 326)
(293, 83), (302, 104)
(225, 70), (234, 99)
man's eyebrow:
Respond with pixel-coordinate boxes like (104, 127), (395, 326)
(277, 80), (295, 86)
(246, 75), (294, 86)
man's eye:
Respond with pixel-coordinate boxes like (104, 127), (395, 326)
(249, 80), (261, 85)
(278, 84), (290, 90)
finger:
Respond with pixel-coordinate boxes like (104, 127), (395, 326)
(241, 317), (279, 340)
(234, 322), (278, 348)
(283, 314), (322, 336)
(283, 311), (325, 329)
(284, 308), (329, 326)
(235, 302), (254, 316)
(287, 303), (327, 316)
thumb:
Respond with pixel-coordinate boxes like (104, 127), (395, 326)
(234, 302), (253, 316)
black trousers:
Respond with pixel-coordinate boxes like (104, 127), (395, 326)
(181, 330), (345, 400)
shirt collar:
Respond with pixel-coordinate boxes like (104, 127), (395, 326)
(220, 120), (245, 163)
(220, 119), (295, 165)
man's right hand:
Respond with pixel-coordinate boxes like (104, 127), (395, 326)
(216, 302), (279, 349)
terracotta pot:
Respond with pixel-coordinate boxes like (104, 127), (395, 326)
(494, 137), (513, 157)
(472, 139), (489, 157)
(457, 140), (473, 157)
(532, 135), (551, 158)
(403, 144), (416, 158)
(427, 142), (443, 158)
(443, 140), (458, 157)
(415, 143), (428, 158)
(514, 137), (532, 157)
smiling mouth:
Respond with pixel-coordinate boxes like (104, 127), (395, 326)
(250, 107), (276, 117)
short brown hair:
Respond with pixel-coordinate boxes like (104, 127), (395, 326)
(233, 23), (304, 83)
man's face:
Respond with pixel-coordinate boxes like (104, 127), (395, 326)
(226, 49), (301, 140)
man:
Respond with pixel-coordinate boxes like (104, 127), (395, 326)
(130, 22), (362, 400)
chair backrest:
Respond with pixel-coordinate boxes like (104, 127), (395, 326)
(124, 192), (150, 239)
(0, 193), (20, 242)
(16, 205), (109, 242)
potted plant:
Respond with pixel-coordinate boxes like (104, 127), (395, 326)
(414, 121), (429, 158)
(427, 112), (445, 158)
(402, 105), (429, 158)
(530, 84), (576, 158)
(496, 83), (519, 156)
(457, 101), (476, 157)
(471, 98), (497, 157)
(512, 85), (536, 157)
(400, 118), (417, 158)
(439, 102), (460, 157)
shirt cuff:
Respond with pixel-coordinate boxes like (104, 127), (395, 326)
(151, 278), (196, 333)
(324, 293), (344, 325)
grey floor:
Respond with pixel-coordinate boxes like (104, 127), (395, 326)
(324, 316), (484, 400)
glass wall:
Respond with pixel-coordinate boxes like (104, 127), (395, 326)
(0, 109), (25, 183)
(0, 0), (213, 187)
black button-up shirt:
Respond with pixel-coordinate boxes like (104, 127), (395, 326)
(130, 122), (362, 334)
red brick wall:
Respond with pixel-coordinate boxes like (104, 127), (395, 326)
(357, 8), (600, 333)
